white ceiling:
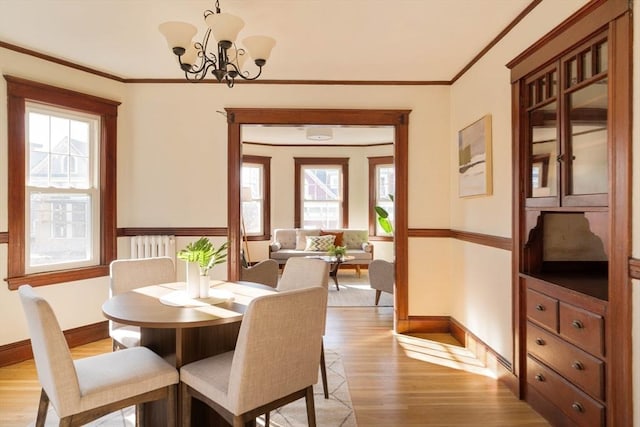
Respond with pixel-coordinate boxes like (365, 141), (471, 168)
(0, 0), (532, 145)
(0, 0), (531, 82)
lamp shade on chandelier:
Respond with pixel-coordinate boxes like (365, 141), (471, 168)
(159, 0), (275, 87)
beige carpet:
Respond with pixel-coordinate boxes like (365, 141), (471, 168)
(30, 349), (355, 427)
(327, 270), (393, 307)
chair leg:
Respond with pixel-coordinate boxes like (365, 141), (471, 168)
(305, 385), (317, 427)
(320, 341), (329, 399)
(166, 384), (177, 427)
(35, 389), (49, 427)
(374, 290), (382, 306)
(180, 383), (191, 427)
(264, 412), (270, 427)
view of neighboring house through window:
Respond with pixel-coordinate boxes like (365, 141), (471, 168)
(302, 166), (342, 228)
(26, 103), (100, 273)
(241, 155), (270, 239)
(369, 156), (395, 236)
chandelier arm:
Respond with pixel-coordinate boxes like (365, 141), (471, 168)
(235, 64), (264, 81)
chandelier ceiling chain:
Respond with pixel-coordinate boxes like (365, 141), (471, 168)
(159, 0), (275, 87)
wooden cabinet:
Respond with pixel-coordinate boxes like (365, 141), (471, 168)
(509, 1), (632, 425)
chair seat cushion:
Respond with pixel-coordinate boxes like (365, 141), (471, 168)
(109, 324), (141, 349)
(72, 346), (178, 415)
(180, 351), (235, 412)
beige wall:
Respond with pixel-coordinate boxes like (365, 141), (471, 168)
(2, 5), (635, 419)
(0, 48), (127, 344)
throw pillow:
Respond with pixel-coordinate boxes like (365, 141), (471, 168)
(320, 230), (344, 247)
(295, 229), (320, 250)
(304, 235), (336, 251)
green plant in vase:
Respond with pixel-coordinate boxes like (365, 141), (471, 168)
(178, 237), (228, 298)
(327, 244), (347, 261)
(177, 237), (228, 276)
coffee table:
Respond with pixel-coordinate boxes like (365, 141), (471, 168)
(305, 255), (355, 291)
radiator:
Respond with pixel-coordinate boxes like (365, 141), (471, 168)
(130, 235), (176, 263)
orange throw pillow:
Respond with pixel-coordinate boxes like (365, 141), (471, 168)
(320, 230), (344, 247)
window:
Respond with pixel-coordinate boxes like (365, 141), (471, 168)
(26, 104), (99, 272)
(369, 156), (395, 237)
(6, 76), (119, 289)
(241, 155), (270, 239)
(294, 158), (349, 229)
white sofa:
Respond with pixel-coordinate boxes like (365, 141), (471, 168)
(269, 228), (374, 267)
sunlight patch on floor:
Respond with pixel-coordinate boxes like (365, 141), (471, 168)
(395, 333), (497, 378)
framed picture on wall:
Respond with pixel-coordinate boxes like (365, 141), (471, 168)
(458, 115), (492, 198)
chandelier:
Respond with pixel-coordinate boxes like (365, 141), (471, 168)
(159, 0), (275, 87)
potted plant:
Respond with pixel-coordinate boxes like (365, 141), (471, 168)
(177, 237), (228, 297)
(327, 244), (347, 261)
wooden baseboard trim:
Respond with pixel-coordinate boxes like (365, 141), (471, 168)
(0, 321), (109, 367)
(629, 257), (640, 280)
(406, 315), (517, 396)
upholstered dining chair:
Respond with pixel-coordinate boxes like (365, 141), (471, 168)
(240, 259), (279, 288)
(18, 285), (179, 427)
(277, 257), (331, 400)
(369, 259), (395, 305)
(179, 286), (326, 427)
(109, 257), (175, 350)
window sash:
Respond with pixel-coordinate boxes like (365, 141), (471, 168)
(24, 104), (101, 273)
(241, 163), (265, 236)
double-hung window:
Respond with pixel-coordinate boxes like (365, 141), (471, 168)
(6, 76), (119, 289)
(369, 156), (395, 237)
(26, 104), (100, 273)
(241, 155), (270, 239)
(294, 158), (349, 229)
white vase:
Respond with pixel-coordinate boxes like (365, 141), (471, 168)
(199, 275), (210, 298)
(186, 261), (200, 298)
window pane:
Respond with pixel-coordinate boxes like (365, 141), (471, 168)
(242, 200), (263, 234)
(303, 167), (340, 201)
(27, 107), (93, 189)
(302, 166), (342, 228)
(376, 164), (395, 235)
(241, 163), (264, 235)
(303, 201), (340, 229)
(29, 193), (92, 267)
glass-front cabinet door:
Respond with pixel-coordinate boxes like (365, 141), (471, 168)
(524, 30), (608, 208)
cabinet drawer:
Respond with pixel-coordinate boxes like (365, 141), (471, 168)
(527, 322), (604, 399)
(527, 289), (558, 331)
(559, 302), (604, 357)
(527, 356), (605, 427)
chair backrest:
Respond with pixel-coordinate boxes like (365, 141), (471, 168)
(369, 259), (395, 294)
(109, 257), (175, 297)
(227, 286), (326, 414)
(240, 259), (279, 288)
(277, 257), (329, 292)
(18, 285), (81, 416)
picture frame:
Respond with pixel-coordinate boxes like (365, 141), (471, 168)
(458, 115), (492, 198)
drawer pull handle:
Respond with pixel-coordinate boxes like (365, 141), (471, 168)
(571, 320), (584, 329)
(572, 361), (584, 371)
(535, 304), (545, 311)
(571, 402), (584, 413)
(535, 338), (545, 346)
(534, 373), (545, 382)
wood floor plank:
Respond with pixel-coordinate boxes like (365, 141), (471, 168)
(0, 307), (548, 426)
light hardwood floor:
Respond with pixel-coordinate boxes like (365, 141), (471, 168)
(0, 306), (549, 426)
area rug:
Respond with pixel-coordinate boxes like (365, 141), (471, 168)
(327, 271), (393, 307)
(29, 350), (355, 427)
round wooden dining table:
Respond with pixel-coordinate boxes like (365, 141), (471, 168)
(102, 280), (276, 427)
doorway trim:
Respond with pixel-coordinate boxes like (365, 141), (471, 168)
(226, 108), (410, 330)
